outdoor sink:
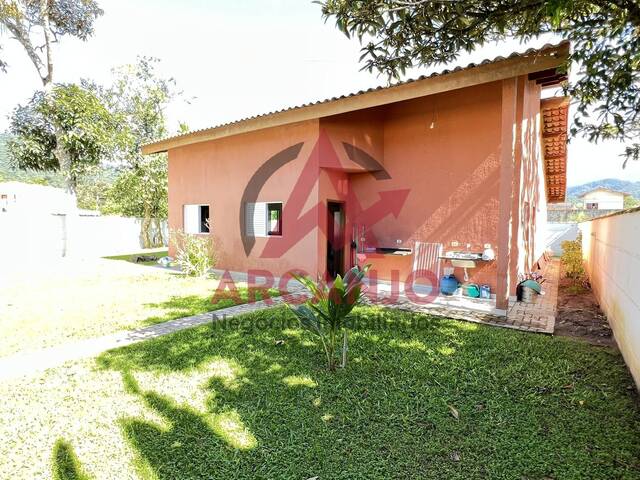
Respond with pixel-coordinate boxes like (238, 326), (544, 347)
(450, 258), (477, 268)
(445, 251), (483, 260)
(440, 251), (485, 277)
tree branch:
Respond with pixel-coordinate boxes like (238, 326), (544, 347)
(39, 0), (53, 87)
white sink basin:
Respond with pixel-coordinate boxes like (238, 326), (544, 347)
(450, 259), (476, 268)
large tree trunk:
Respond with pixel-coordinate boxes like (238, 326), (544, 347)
(40, 1), (76, 200)
(141, 203), (152, 249)
(153, 217), (165, 247)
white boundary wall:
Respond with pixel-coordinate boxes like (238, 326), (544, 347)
(0, 212), (167, 258)
(580, 208), (640, 387)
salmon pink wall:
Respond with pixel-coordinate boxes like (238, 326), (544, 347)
(168, 119), (321, 278)
(325, 83), (503, 290)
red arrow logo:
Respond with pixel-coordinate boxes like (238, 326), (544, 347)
(260, 131), (410, 260)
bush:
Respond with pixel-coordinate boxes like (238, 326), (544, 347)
(170, 229), (216, 277)
(561, 234), (585, 280)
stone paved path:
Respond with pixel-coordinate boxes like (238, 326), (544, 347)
(0, 293), (298, 381)
(374, 259), (560, 335)
(505, 259), (559, 334)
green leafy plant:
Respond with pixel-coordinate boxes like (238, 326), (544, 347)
(288, 265), (369, 371)
(170, 229), (216, 277)
(561, 234), (585, 281)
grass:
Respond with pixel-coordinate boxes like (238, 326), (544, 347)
(0, 256), (277, 357)
(2, 306), (638, 479)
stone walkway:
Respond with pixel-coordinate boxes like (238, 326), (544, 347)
(505, 259), (559, 334)
(0, 262), (559, 380)
(373, 259), (560, 335)
(0, 294), (298, 381)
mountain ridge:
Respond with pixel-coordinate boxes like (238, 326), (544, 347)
(567, 178), (640, 199)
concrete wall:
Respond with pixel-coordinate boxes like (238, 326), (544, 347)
(0, 212), (167, 259)
(580, 209), (640, 387)
(168, 119), (321, 277)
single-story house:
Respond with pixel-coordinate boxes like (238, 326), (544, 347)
(579, 187), (630, 210)
(143, 42), (570, 311)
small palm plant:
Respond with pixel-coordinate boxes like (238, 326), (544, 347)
(288, 265), (370, 371)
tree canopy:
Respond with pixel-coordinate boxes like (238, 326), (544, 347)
(8, 83), (114, 191)
(89, 57), (183, 246)
(0, 0), (103, 86)
(320, 0), (640, 164)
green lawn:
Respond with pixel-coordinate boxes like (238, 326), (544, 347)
(0, 256), (276, 357)
(2, 307), (638, 479)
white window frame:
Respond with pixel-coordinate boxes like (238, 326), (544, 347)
(245, 201), (283, 237)
(183, 204), (210, 234)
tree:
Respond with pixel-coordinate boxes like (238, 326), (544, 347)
(89, 57), (183, 247)
(320, 0), (640, 165)
(0, 0), (103, 192)
(107, 154), (168, 247)
(8, 83), (114, 191)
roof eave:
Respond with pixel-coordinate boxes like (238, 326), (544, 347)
(143, 41), (570, 154)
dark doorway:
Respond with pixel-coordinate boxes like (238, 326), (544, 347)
(326, 201), (345, 280)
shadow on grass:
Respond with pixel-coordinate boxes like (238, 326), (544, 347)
(52, 439), (92, 480)
(97, 306), (640, 479)
(102, 250), (168, 266)
(119, 371), (257, 480)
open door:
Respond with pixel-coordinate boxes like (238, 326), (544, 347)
(326, 201), (345, 280)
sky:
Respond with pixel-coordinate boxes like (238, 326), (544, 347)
(1, 0), (639, 186)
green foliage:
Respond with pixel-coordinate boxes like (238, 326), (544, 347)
(85, 57), (179, 167)
(320, 0), (640, 164)
(0, 0), (103, 77)
(288, 265), (369, 371)
(624, 195), (640, 209)
(106, 155), (167, 217)
(567, 210), (589, 223)
(0, 133), (66, 187)
(86, 58), (179, 238)
(561, 234), (585, 280)
(170, 229), (216, 277)
(7, 84), (115, 191)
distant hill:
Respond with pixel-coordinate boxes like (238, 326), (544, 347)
(567, 179), (640, 200)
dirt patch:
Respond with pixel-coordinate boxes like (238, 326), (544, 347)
(554, 263), (615, 347)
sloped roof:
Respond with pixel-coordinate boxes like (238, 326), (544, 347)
(143, 41), (569, 154)
(541, 97), (570, 203)
(578, 187), (631, 198)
